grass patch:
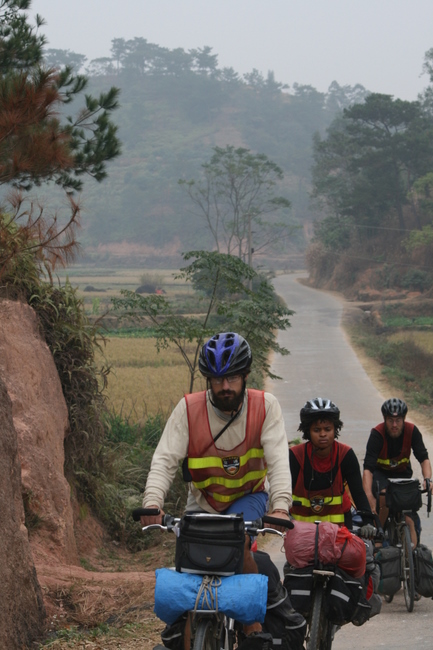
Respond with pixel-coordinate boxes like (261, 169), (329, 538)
(349, 321), (433, 410)
(389, 331), (433, 354)
(381, 315), (433, 329)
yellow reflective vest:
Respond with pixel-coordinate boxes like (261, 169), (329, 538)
(185, 389), (267, 512)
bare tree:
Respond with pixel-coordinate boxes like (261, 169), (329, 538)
(179, 146), (292, 262)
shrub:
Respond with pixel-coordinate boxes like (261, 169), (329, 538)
(88, 411), (188, 551)
(401, 269), (432, 292)
(29, 281), (108, 480)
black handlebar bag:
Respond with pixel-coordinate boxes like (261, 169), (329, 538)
(385, 479), (422, 513)
(175, 514), (245, 576)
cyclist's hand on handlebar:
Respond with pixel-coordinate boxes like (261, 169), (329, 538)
(423, 478), (433, 492)
(359, 523), (377, 540)
(140, 506), (165, 527)
(265, 509), (291, 533)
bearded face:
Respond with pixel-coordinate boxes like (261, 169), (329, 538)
(209, 375), (245, 413)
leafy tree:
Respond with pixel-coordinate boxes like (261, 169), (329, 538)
(179, 146), (292, 261)
(190, 45), (218, 76)
(0, 0), (45, 71)
(0, 1), (120, 489)
(112, 250), (293, 393)
(312, 93), (433, 235)
(43, 47), (87, 72)
(0, 0), (121, 279)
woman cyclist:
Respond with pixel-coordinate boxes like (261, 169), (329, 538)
(289, 398), (375, 534)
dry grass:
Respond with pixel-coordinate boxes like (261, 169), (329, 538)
(388, 331), (433, 354)
(100, 338), (206, 419)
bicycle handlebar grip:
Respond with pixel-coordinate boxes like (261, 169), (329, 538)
(132, 507), (160, 521)
(262, 514), (294, 529)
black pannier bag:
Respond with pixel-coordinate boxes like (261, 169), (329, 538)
(375, 546), (401, 596)
(175, 513), (245, 575)
(414, 544), (433, 598)
(324, 568), (363, 625)
(254, 552), (306, 650)
(385, 479), (422, 513)
(283, 564), (314, 617)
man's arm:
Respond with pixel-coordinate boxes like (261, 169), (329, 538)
(362, 468), (377, 514)
(260, 393), (292, 513)
(342, 449), (373, 518)
(421, 458), (433, 491)
(142, 398), (189, 511)
(362, 428), (383, 514)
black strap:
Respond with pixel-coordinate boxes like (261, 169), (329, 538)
(314, 523), (320, 568)
(213, 408), (241, 445)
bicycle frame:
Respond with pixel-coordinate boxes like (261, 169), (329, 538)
(377, 477), (431, 612)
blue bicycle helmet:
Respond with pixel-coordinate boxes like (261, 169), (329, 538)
(199, 332), (252, 378)
(381, 398), (408, 419)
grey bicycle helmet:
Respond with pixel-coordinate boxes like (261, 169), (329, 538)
(199, 332), (252, 378)
(298, 397), (343, 440)
(381, 398), (408, 419)
(300, 397), (340, 421)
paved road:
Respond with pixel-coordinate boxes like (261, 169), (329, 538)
(267, 272), (433, 649)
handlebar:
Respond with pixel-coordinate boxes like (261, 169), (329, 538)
(131, 507), (294, 534)
(422, 478), (432, 517)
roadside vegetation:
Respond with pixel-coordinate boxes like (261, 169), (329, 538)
(348, 302), (433, 411)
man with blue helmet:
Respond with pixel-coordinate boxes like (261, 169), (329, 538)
(141, 332), (304, 650)
(142, 331), (291, 525)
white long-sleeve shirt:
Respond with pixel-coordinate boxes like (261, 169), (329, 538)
(143, 389), (292, 513)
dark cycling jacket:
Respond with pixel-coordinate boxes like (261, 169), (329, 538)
(290, 441), (351, 524)
(185, 389), (267, 512)
(374, 422), (414, 473)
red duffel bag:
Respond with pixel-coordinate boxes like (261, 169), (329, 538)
(284, 521), (366, 578)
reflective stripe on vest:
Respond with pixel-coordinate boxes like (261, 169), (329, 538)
(188, 446), (265, 470)
(185, 389), (267, 512)
(377, 456), (411, 467)
(290, 511), (345, 524)
(291, 494), (343, 508)
(205, 477), (266, 504)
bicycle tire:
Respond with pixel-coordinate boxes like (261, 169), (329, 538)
(193, 618), (219, 650)
(320, 621), (335, 650)
(401, 524), (415, 612)
(307, 583), (324, 650)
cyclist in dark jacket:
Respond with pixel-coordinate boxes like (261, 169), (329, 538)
(362, 397), (432, 546)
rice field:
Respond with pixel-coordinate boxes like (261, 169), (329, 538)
(99, 337), (206, 420)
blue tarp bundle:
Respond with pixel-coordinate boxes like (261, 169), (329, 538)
(154, 568), (268, 625)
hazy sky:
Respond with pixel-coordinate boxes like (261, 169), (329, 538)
(31, 0), (433, 101)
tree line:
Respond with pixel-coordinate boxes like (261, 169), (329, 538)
(308, 51), (433, 294)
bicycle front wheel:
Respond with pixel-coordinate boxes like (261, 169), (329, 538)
(193, 618), (219, 650)
(307, 583), (324, 650)
(401, 524), (415, 612)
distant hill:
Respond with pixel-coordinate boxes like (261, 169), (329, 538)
(44, 41), (370, 266)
